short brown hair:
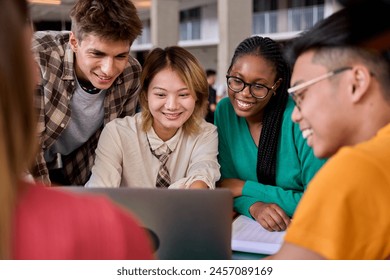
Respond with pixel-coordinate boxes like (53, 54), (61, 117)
(70, 0), (142, 43)
(139, 46), (208, 134)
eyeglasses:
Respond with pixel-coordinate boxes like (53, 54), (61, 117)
(287, 67), (352, 110)
(226, 75), (280, 99)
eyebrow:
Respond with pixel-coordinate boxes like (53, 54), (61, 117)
(152, 86), (167, 91)
(152, 86), (189, 92)
(88, 48), (129, 57)
(229, 74), (270, 84)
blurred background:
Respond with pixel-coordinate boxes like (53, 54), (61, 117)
(29, 0), (343, 97)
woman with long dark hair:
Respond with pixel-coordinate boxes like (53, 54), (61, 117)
(215, 36), (326, 231)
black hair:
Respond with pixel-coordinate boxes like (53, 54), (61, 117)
(337, 0), (390, 50)
(286, 6), (390, 65)
(228, 36), (291, 185)
(206, 69), (216, 77)
(285, 8), (390, 98)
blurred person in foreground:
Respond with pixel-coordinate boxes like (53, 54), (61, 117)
(0, 0), (153, 260)
(30, 0), (143, 186)
(267, 7), (390, 259)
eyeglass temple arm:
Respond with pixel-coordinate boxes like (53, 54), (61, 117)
(287, 67), (352, 94)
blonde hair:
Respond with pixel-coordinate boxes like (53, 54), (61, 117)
(139, 46), (208, 134)
(0, 0), (37, 259)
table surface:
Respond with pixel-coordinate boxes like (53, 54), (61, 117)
(232, 251), (267, 260)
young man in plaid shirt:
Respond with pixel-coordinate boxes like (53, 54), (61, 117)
(30, 0), (143, 185)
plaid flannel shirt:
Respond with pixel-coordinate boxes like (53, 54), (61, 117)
(31, 31), (141, 185)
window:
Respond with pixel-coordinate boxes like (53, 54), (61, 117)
(180, 7), (201, 40)
(253, 0), (278, 34)
(138, 19), (151, 45)
(288, 0), (325, 8)
(33, 20), (71, 31)
(253, 0), (277, 12)
(288, 0), (325, 31)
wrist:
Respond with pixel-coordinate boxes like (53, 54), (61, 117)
(249, 201), (263, 218)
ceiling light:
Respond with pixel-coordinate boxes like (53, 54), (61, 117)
(28, 0), (61, 5)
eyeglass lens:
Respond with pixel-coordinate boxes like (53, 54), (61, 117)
(227, 77), (269, 98)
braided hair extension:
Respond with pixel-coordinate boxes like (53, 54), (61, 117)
(228, 36), (291, 185)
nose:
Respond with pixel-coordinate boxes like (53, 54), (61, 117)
(240, 84), (252, 98)
(291, 105), (302, 124)
(100, 57), (114, 76)
(165, 95), (179, 110)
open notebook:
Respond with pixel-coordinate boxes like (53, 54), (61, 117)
(232, 215), (286, 255)
(59, 187), (233, 260)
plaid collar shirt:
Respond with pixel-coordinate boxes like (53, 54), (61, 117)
(31, 31), (141, 185)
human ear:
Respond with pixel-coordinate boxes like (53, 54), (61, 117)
(274, 78), (282, 89)
(69, 32), (78, 53)
(349, 66), (371, 103)
(272, 78), (282, 95)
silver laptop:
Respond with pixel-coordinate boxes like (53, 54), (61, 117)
(59, 187), (233, 260)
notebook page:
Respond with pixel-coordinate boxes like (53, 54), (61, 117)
(232, 215), (286, 254)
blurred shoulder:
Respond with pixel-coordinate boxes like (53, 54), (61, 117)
(15, 181), (153, 259)
(20, 181), (120, 213)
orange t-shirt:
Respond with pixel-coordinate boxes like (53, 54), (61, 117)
(285, 124), (390, 259)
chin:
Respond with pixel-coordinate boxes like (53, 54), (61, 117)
(233, 108), (252, 118)
(162, 121), (184, 130)
(313, 146), (333, 159)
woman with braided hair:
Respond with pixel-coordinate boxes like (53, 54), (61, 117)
(215, 36), (326, 232)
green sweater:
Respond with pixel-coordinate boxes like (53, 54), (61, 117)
(215, 97), (326, 218)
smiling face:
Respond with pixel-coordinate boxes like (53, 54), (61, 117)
(290, 50), (354, 158)
(148, 67), (196, 141)
(227, 54), (279, 123)
(70, 32), (130, 90)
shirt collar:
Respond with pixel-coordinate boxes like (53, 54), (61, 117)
(62, 42), (75, 81)
(146, 127), (183, 155)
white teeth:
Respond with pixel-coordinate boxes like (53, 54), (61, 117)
(236, 99), (253, 109)
(164, 113), (181, 119)
(302, 128), (313, 139)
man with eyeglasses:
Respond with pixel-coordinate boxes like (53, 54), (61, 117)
(266, 7), (390, 259)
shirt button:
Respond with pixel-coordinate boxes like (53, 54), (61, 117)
(60, 123), (65, 128)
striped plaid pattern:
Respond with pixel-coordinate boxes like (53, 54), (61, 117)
(153, 151), (172, 188)
(30, 31), (141, 185)
(147, 136), (172, 188)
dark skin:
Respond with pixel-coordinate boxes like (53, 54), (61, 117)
(217, 54), (290, 232)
